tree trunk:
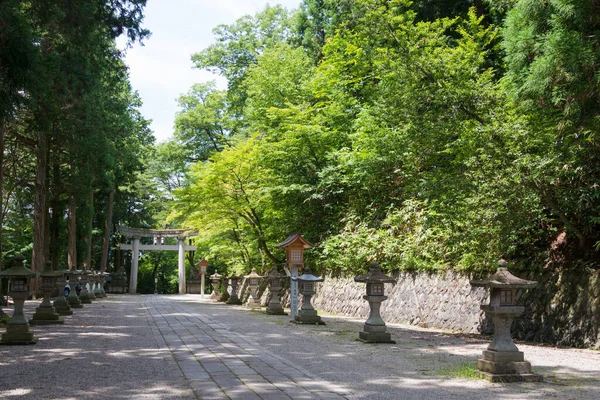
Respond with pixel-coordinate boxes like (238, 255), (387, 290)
(43, 141), (51, 269)
(0, 119), (4, 270)
(0, 120), (5, 309)
(49, 158), (63, 271)
(83, 189), (94, 269)
(100, 185), (115, 272)
(67, 192), (77, 270)
(32, 126), (49, 294)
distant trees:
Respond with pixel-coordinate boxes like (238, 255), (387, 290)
(0, 1), (153, 290)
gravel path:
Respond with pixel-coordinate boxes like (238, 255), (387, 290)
(1, 294), (598, 400)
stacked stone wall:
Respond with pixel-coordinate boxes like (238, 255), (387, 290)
(236, 268), (600, 349)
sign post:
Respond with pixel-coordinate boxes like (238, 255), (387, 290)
(290, 266), (298, 319)
(196, 259), (209, 298)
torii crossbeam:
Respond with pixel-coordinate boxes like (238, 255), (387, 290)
(118, 226), (198, 294)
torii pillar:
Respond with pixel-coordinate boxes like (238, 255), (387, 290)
(178, 237), (186, 294)
(130, 236), (140, 294)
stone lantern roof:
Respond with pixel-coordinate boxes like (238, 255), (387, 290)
(275, 233), (314, 249)
(40, 261), (64, 278)
(295, 268), (324, 283)
(245, 268), (264, 280)
(354, 262), (396, 284)
(0, 255), (38, 279)
(470, 260), (537, 289)
(266, 266), (283, 280)
(210, 271), (222, 280)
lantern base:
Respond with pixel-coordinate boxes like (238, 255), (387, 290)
(29, 306), (64, 325)
(477, 371), (543, 383)
(67, 296), (84, 308)
(94, 288), (104, 298)
(219, 292), (230, 302)
(107, 284), (127, 294)
(0, 323), (38, 345)
(79, 292), (93, 304)
(53, 298), (73, 316)
(294, 310), (325, 325)
(245, 297), (262, 308)
(266, 304), (287, 315)
(476, 350), (542, 382)
(210, 292), (221, 300)
(88, 290), (97, 301)
(358, 323), (395, 343)
(226, 296), (242, 305)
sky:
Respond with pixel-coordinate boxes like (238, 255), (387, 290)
(121, 0), (301, 143)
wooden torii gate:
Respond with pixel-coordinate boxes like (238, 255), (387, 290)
(118, 226), (197, 294)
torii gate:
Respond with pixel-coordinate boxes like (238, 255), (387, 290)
(118, 226), (197, 294)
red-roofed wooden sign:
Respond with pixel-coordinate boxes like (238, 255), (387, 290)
(196, 258), (209, 274)
(276, 233), (314, 266)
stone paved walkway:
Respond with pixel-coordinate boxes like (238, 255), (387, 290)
(1, 294), (599, 400)
(145, 296), (347, 400)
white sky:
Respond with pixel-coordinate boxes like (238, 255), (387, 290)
(122, 0), (301, 143)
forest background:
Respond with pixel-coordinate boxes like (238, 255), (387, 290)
(1, 0), (599, 294)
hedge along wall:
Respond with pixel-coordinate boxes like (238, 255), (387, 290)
(238, 268), (600, 349)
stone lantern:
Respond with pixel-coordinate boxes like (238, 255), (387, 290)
(210, 272), (222, 300)
(66, 269), (83, 308)
(108, 264), (128, 294)
(92, 271), (103, 298)
(244, 268), (264, 308)
(226, 276), (242, 305)
(53, 268), (73, 316)
(30, 261), (65, 325)
(0, 255), (39, 345)
(78, 268), (93, 304)
(219, 276), (230, 302)
(354, 262), (396, 343)
(87, 270), (97, 301)
(293, 268), (325, 325)
(265, 266), (286, 315)
(95, 271), (106, 298)
(470, 260), (542, 382)
(99, 271), (108, 297)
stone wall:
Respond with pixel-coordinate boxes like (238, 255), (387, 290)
(513, 269), (600, 349)
(236, 268), (600, 349)
(311, 271), (489, 333)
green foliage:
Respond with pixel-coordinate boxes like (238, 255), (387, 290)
(431, 362), (481, 380)
(503, 0), (600, 256)
(169, 0), (600, 275)
(174, 82), (232, 161)
(0, 313), (10, 328)
(137, 251), (178, 294)
(192, 5), (296, 120)
(0, 0), (153, 275)
(172, 136), (282, 274)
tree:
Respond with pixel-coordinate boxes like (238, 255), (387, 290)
(191, 5), (296, 123)
(173, 137), (281, 271)
(173, 82), (231, 162)
(503, 0), (600, 255)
